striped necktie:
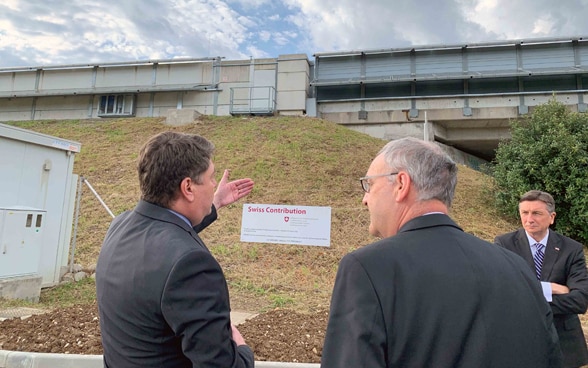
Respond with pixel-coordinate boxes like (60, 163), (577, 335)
(533, 243), (545, 280)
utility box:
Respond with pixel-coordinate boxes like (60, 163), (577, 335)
(0, 123), (81, 290)
(0, 207), (46, 302)
(0, 207), (46, 278)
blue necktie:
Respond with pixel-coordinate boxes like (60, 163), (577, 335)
(533, 243), (545, 280)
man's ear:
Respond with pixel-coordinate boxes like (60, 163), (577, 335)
(395, 172), (411, 202)
(179, 177), (196, 202)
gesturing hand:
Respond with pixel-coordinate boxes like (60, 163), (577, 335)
(213, 169), (254, 209)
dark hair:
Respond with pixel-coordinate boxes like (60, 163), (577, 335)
(519, 190), (555, 213)
(137, 131), (215, 208)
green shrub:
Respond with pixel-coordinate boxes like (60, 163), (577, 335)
(492, 99), (588, 244)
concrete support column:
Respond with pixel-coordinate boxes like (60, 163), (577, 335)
(423, 119), (434, 141)
(276, 54), (309, 116)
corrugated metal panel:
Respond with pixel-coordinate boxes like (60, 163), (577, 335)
(365, 53), (411, 79)
(578, 42), (588, 66)
(415, 49), (463, 76)
(522, 43), (575, 71)
(468, 47), (518, 73)
(316, 55), (362, 81)
(314, 39), (588, 86)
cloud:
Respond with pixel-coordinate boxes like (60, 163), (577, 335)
(0, 0), (254, 66)
(246, 44), (271, 58)
(458, 0), (588, 40)
(285, 0), (588, 54)
(259, 30), (272, 42)
(0, 0), (587, 67)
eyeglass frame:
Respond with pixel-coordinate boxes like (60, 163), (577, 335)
(359, 172), (399, 193)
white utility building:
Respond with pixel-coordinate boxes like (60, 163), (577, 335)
(0, 123), (80, 301)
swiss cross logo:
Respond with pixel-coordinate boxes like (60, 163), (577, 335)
(284, 217), (289, 222)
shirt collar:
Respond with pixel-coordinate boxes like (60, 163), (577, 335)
(166, 208), (192, 227)
(525, 229), (549, 248)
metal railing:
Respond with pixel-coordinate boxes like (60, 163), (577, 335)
(229, 86), (276, 115)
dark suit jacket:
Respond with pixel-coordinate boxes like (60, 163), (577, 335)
(321, 214), (562, 368)
(96, 200), (254, 368)
(495, 229), (588, 368)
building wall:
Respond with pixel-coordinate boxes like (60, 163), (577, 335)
(0, 54), (313, 122)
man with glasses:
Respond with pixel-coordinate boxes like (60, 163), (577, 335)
(321, 137), (562, 368)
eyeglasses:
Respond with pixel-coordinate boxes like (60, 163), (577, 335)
(359, 172), (398, 193)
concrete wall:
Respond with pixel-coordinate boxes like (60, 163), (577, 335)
(277, 54), (309, 115)
(0, 55), (308, 120)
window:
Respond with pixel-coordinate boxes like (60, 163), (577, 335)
(98, 94), (136, 117)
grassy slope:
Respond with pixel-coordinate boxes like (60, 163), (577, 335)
(2, 116), (518, 312)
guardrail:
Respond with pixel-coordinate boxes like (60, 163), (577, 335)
(230, 86), (276, 115)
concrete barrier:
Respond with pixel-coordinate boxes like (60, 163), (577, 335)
(0, 350), (320, 368)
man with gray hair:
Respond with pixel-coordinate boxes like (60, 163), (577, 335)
(321, 137), (562, 368)
(495, 190), (588, 368)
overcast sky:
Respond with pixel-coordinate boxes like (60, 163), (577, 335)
(1, 0), (587, 68)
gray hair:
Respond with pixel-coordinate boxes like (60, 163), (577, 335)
(519, 190), (556, 213)
(379, 137), (457, 207)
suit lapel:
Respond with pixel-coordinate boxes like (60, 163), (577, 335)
(515, 230), (536, 272)
(541, 230), (561, 281)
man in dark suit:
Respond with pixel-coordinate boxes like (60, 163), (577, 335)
(321, 137), (562, 368)
(96, 131), (254, 368)
(495, 190), (588, 368)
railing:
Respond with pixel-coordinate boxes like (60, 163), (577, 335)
(230, 86), (276, 115)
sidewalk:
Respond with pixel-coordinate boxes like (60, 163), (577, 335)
(0, 307), (257, 324)
(0, 307), (46, 321)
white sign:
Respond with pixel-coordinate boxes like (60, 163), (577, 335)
(240, 204), (331, 247)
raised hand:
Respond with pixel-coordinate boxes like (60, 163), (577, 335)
(213, 169), (254, 209)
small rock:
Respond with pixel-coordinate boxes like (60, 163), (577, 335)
(61, 273), (75, 283)
(86, 264), (97, 273)
(73, 271), (87, 282)
(72, 264), (84, 273)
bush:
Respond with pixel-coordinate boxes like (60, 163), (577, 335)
(492, 99), (588, 245)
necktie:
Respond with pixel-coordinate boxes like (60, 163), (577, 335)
(533, 243), (545, 280)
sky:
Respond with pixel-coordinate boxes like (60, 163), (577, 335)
(1, 0), (588, 68)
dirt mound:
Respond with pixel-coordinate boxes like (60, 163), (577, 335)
(0, 303), (326, 363)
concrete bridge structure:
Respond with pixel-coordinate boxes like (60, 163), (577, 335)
(312, 36), (588, 161)
(1, 36), (587, 162)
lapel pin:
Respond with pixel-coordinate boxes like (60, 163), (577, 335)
(555, 247), (560, 251)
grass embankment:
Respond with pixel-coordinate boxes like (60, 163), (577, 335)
(0, 116), (518, 313)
